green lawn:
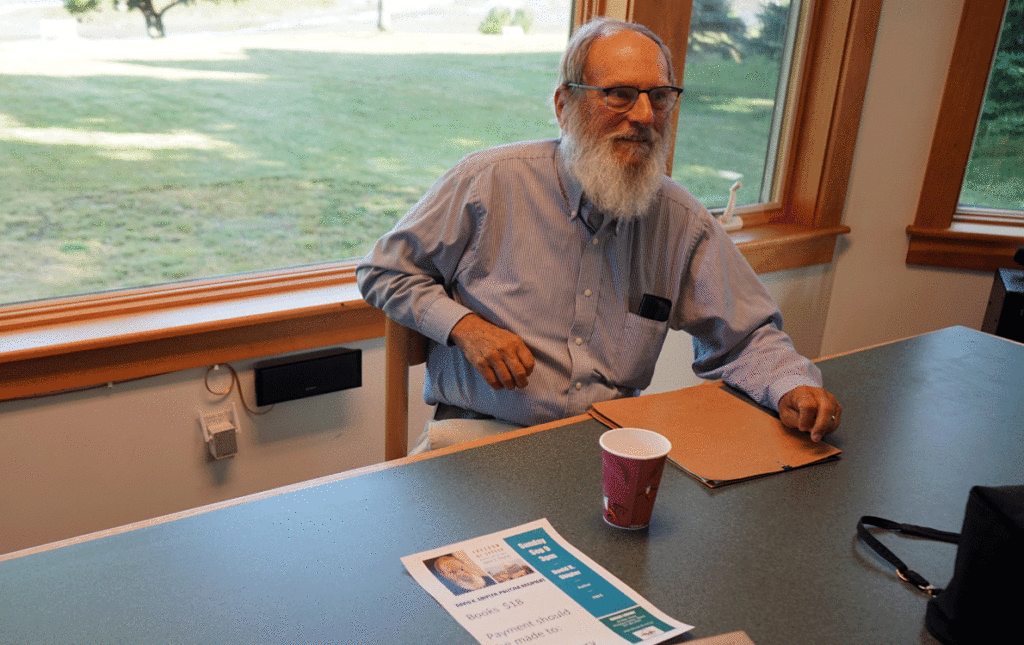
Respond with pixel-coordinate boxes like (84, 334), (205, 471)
(673, 54), (781, 205)
(960, 134), (1024, 210)
(1, 40), (781, 304)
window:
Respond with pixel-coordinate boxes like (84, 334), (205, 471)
(906, 0), (1024, 270)
(960, 0), (1024, 214)
(0, 0), (880, 400)
(1, 2), (571, 307)
(671, 0), (800, 209)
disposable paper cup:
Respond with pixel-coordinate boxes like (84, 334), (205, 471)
(600, 428), (672, 530)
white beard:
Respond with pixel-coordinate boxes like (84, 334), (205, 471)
(454, 574), (488, 590)
(559, 104), (670, 221)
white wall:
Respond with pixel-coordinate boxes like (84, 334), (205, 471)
(0, 340), (432, 556)
(1, 0), (1000, 556)
(821, 0), (993, 354)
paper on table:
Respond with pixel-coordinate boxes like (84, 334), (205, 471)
(589, 383), (841, 487)
(401, 519), (693, 645)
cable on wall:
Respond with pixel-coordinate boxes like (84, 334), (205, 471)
(204, 362), (274, 415)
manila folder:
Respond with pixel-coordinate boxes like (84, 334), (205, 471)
(589, 384), (841, 487)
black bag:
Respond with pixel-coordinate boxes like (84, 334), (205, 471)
(857, 485), (1024, 645)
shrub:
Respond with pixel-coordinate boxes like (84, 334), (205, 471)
(478, 6), (533, 35)
(512, 7), (533, 33)
(479, 7), (511, 34)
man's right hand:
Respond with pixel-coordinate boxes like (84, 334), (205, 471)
(449, 313), (535, 390)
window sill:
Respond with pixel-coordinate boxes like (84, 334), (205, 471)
(906, 222), (1024, 271)
(733, 223), (850, 274)
(0, 272), (385, 402)
(0, 223), (848, 402)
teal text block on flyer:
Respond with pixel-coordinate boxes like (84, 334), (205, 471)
(601, 607), (676, 643)
(506, 527), (631, 616)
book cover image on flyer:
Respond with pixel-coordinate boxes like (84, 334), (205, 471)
(401, 519), (693, 645)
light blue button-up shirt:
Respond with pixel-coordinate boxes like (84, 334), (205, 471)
(357, 139), (822, 426)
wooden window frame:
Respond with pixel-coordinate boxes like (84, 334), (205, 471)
(0, 0), (881, 402)
(906, 0), (1024, 271)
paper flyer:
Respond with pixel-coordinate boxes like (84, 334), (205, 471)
(401, 519), (693, 645)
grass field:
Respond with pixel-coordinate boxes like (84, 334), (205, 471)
(1, 29), (782, 305)
(960, 131), (1024, 211)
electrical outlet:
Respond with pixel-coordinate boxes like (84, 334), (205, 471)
(199, 404), (238, 459)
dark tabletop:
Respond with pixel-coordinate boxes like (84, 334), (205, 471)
(2, 326), (1022, 644)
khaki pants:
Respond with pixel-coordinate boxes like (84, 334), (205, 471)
(409, 417), (524, 454)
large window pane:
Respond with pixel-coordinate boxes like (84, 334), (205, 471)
(959, 0), (1024, 213)
(0, 0), (570, 306)
(672, 0), (798, 208)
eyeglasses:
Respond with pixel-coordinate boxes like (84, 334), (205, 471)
(565, 83), (683, 113)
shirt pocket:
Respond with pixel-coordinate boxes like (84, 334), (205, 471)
(612, 312), (670, 390)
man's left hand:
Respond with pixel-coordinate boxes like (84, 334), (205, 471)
(778, 386), (842, 442)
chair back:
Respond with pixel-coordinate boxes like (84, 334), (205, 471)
(384, 317), (429, 460)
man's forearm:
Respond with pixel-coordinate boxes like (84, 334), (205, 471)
(356, 265), (475, 346)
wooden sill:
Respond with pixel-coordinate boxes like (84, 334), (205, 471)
(0, 280), (385, 402)
(0, 223), (847, 403)
(733, 222), (850, 273)
(906, 222), (1024, 271)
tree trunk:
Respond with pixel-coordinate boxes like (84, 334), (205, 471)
(132, 0), (165, 38)
(145, 10), (165, 38)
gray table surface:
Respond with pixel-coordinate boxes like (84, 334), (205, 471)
(2, 326), (1022, 644)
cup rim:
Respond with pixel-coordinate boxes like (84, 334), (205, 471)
(599, 427), (672, 460)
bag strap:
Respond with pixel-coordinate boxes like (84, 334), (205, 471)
(857, 515), (961, 597)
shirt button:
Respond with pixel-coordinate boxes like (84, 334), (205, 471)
(591, 238), (599, 245)
(575, 382), (582, 390)
(584, 289), (593, 297)
(575, 337), (583, 345)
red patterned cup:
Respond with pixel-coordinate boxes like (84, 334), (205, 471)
(600, 428), (672, 529)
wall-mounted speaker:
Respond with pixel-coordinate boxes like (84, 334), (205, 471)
(253, 347), (362, 406)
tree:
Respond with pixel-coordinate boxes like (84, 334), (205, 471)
(64, 0), (242, 39)
(747, 1), (790, 61)
(978, 0), (1024, 142)
(377, 0), (390, 32)
(689, 0), (747, 61)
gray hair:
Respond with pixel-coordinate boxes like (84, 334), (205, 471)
(557, 17), (675, 88)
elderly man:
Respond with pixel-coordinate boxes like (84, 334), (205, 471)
(357, 17), (841, 452)
(430, 555), (495, 595)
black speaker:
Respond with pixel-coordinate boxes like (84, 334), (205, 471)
(981, 268), (1024, 343)
(253, 347), (362, 406)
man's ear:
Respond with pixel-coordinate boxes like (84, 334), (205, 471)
(553, 86), (568, 128)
